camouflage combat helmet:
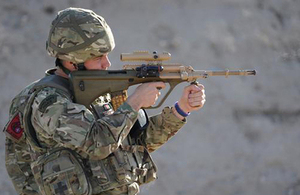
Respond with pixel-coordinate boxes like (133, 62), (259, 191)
(46, 7), (115, 64)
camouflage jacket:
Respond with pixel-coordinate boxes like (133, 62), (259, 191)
(5, 69), (186, 195)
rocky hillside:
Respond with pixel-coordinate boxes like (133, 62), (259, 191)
(1, 0), (300, 194)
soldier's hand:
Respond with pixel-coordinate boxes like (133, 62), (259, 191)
(175, 84), (206, 117)
(127, 82), (166, 111)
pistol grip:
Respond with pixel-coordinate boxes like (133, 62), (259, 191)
(147, 81), (180, 109)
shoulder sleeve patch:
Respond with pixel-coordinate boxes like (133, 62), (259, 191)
(4, 112), (24, 142)
(38, 94), (58, 113)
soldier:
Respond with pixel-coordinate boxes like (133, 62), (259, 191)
(4, 7), (205, 195)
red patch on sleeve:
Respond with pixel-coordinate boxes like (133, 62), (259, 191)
(5, 113), (24, 141)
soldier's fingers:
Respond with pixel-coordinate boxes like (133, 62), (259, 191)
(192, 83), (204, 90)
(189, 99), (206, 107)
(188, 95), (206, 103)
(188, 101), (204, 108)
(189, 84), (204, 94)
(188, 97), (205, 104)
(188, 90), (205, 98)
(184, 84), (198, 93)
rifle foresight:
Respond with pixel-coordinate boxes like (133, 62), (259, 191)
(247, 70), (257, 75)
(120, 51), (171, 61)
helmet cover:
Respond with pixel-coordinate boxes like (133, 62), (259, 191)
(46, 7), (115, 63)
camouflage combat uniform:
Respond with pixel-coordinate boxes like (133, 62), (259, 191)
(4, 69), (186, 195)
(4, 7), (187, 195)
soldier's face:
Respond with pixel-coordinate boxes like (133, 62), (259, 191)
(84, 54), (111, 70)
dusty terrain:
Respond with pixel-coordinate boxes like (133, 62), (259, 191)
(0, 0), (300, 194)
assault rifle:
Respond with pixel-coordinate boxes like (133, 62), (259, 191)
(69, 51), (256, 110)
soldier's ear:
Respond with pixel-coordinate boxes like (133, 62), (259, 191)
(62, 60), (71, 66)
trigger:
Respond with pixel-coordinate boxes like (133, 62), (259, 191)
(190, 81), (199, 85)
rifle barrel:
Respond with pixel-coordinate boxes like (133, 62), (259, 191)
(203, 69), (256, 76)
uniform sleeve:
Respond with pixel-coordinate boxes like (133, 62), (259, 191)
(31, 87), (138, 160)
(143, 107), (186, 152)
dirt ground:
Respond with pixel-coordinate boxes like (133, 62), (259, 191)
(0, 0), (300, 194)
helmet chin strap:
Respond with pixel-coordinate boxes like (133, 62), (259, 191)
(55, 58), (86, 76)
(76, 63), (86, 71)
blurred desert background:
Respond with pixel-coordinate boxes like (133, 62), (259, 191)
(1, 0), (300, 194)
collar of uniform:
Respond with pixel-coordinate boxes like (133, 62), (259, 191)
(45, 68), (57, 76)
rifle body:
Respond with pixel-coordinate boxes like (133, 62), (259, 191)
(69, 69), (182, 109)
(69, 51), (256, 109)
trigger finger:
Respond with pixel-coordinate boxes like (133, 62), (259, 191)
(155, 82), (166, 89)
